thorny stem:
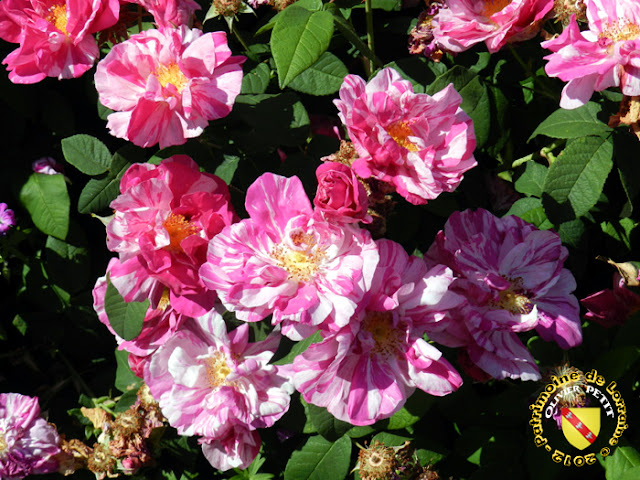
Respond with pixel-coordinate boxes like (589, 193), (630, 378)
(365, 0), (375, 77)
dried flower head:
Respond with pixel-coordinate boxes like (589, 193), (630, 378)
(356, 441), (396, 480)
(554, 0), (587, 25)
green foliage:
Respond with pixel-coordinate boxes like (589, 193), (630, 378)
(529, 102), (612, 140)
(603, 445), (640, 480)
(229, 454), (274, 480)
(271, 6), (334, 88)
(104, 276), (149, 341)
(542, 135), (613, 223)
(61, 134), (111, 175)
(284, 435), (352, 480)
(514, 161), (547, 197)
(288, 52), (348, 96)
(78, 151), (131, 214)
(19, 173), (70, 239)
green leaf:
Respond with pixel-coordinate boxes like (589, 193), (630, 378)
(305, 403), (353, 441)
(386, 391), (434, 430)
(325, 4), (381, 68)
(505, 198), (553, 229)
(104, 276), (149, 341)
(44, 233), (90, 294)
(371, 432), (411, 446)
(215, 155), (240, 185)
(557, 219), (586, 249)
(114, 349), (142, 393)
(241, 62), (271, 95)
(284, 435), (352, 480)
(12, 315), (27, 336)
(20, 173), (70, 240)
(78, 153), (131, 214)
(288, 52), (348, 96)
(427, 66), (490, 148)
(604, 445), (640, 480)
(601, 218), (637, 251)
(515, 162), (547, 197)
(271, 7), (334, 88)
(621, 466), (640, 480)
(273, 330), (322, 365)
(542, 135), (613, 222)
(61, 134), (111, 175)
(416, 449), (444, 467)
(529, 102), (612, 140)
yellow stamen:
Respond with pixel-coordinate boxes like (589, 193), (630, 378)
(46, 3), (68, 35)
(599, 21), (640, 42)
(272, 231), (325, 282)
(492, 277), (534, 315)
(157, 288), (171, 312)
(155, 63), (188, 91)
(163, 213), (200, 253)
(204, 352), (233, 388)
(481, 0), (512, 18)
(362, 311), (402, 356)
(386, 121), (420, 152)
(0, 432), (7, 453)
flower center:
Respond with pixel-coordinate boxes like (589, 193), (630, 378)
(481, 0), (512, 18)
(46, 3), (68, 34)
(163, 213), (200, 253)
(155, 63), (188, 91)
(386, 121), (420, 152)
(599, 20), (640, 42)
(492, 278), (534, 315)
(157, 288), (171, 312)
(204, 352), (233, 389)
(272, 231), (325, 282)
(0, 432), (7, 454)
(361, 311), (403, 356)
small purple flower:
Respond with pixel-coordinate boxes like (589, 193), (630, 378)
(0, 203), (16, 235)
(32, 157), (64, 175)
(0, 393), (61, 480)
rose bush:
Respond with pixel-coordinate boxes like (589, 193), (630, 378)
(1, 0), (639, 479)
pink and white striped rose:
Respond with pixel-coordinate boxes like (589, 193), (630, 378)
(425, 208), (581, 380)
(106, 155), (237, 317)
(334, 67), (476, 205)
(282, 239), (463, 425)
(95, 26), (244, 148)
(145, 310), (293, 470)
(199, 173), (379, 340)
(432, 0), (554, 54)
(0, 0), (119, 83)
(543, 0), (640, 108)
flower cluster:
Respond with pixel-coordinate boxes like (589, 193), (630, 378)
(88, 56), (585, 468)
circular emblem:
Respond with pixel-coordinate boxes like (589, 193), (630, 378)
(529, 368), (628, 466)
